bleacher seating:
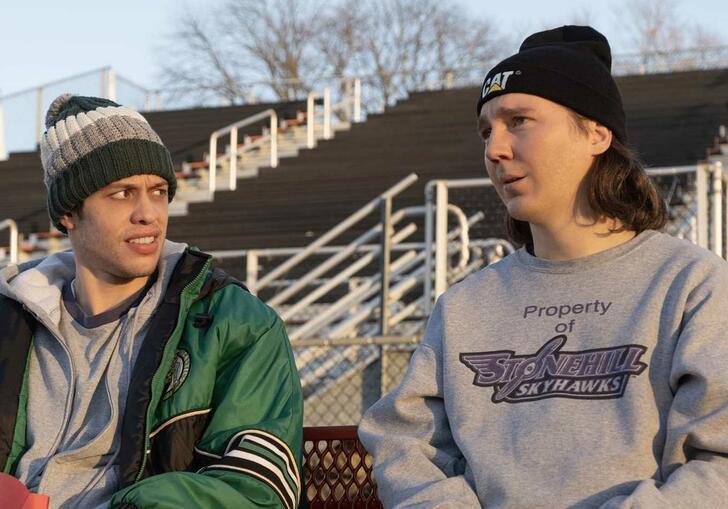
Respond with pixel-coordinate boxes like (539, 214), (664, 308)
(166, 69), (728, 251)
(1, 69), (726, 254)
(0, 100), (304, 236)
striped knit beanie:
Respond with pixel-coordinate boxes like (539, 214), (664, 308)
(40, 94), (176, 233)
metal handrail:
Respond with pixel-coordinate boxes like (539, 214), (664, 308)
(307, 88), (331, 148)
(423, 177), (520, 312)
(253, 173), (419, 292)
(279, 222), (418, 321)
(336, 78), (361, 123)
(292, 208), (485, 397)
(285, 206), (480, 340)
(0, 105), (6, 161)
(268, 209), (413, 307)
(208, 108), (278, 196)
(0, 219), (19, 265)
(289, 206), (490, 401)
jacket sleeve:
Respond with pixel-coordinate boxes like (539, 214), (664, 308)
(110, 293), (303, 509)
(599, 261), (728, 509)
(358, 299), (481, 508)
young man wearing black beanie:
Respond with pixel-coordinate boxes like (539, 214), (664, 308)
(0, 94), (302, 508)
(359, 26), (728, 508)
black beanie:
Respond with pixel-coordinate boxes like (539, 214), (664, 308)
(476, 25), (626, 141)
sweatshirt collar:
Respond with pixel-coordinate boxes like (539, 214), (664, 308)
(514, 230), (659, 274)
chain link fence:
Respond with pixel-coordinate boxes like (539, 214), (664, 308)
(293, 338), (419, 427)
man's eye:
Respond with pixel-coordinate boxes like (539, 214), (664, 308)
(511, 116), (527, 127)
(480, 128), (491, 142)
(111, 190), (130, 199)
(154, 188), (168, 197)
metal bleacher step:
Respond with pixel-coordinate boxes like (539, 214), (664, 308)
(169, 121), (356, 215)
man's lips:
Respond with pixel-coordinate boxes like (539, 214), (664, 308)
(502, 175), (525, 185)
(125, 232), (160, 242)
(125, 234), (160, 254)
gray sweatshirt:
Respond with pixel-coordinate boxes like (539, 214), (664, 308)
(0, 241), (187, 509)
(359, 230), (728, 508)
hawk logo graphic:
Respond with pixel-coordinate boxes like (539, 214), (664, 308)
(163, 349), (191, 400)
(460, 335), (647, 403)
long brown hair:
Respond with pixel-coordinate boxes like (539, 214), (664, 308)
(505, 113), (668, 245)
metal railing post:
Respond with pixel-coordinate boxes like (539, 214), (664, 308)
(722, 162), (728, 259)
(205, 108), (280, 197)
(379, 197), (392, 399)
(229, 127), (238, 191)
(307, 93), (316, 148)
(35, 88), (44, 147)
(379, 197), (392, 336)
(353, 79), (361, 123)
(0, 104), (7, 161)
(434, 181), (449, 299)
(255, 174), (418, 292)
(323, 88), (331, 139)
(690, 215), (698, 244)
(100, 67), (107, 99)
(444, 70), (455, 89)
(424, 182), (435, 315)
(711, 163), (723, 257)
(343, 78), (353, 122)
(246, 250), (259, 291)
(0, 219), (18, 265)
(697, 163), (709, 249)
(270, 111), (278, 168)
(208, 135), (218, 196)
(107, 68), (117, 101)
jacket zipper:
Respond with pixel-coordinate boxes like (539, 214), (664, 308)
(133, 258), (211, 483)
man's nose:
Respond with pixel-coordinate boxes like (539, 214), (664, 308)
(485, 127), (513, 163)
(131, 194), (158, 224)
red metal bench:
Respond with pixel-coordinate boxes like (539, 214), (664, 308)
(303, 426), (382, 508)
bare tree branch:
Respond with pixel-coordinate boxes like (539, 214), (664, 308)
(617, 0), (725, 71)
(159, 0), (503, 107)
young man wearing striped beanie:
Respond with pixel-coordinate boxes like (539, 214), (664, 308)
(0, 95), (303, 508)
(360, 25), (728, 508)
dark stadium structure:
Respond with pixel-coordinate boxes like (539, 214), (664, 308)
(1, 69), (726, 251)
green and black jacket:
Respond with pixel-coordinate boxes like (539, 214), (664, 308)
(0, 249), (303, 508)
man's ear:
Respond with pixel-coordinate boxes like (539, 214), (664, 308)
(589, 121), (612, 156)
(59, 213), (75, 232)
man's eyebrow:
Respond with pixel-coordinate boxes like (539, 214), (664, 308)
(497, 106), (535, 117)
(481, 106), (535, 122)
(105, 181), (168, 191)
(478, 106), (535, 132)
(105, 183), (135, 191)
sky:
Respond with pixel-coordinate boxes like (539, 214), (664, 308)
(2, 0), (726, 95)
(1, 0), (726, 152)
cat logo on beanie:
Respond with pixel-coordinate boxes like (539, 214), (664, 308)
(480, 70), (519, 99)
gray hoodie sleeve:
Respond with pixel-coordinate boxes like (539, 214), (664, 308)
(599, 261), (728, 508)
(358, 301), (481, 508)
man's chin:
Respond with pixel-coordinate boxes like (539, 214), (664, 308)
(506, 203), (538, 223)
(116, 258), (162, 281)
